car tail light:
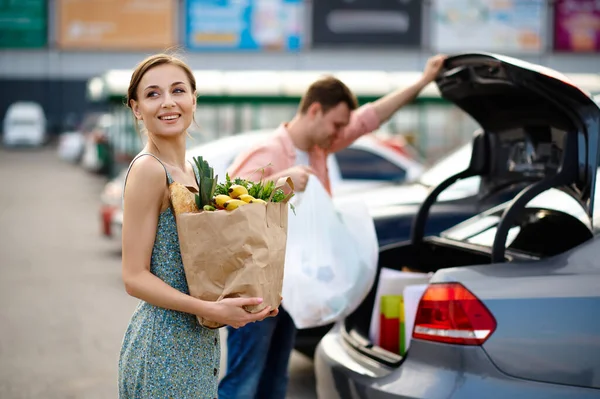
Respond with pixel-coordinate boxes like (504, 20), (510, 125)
(413, 283), (496, 345)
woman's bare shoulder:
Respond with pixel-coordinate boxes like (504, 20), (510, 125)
(124, 155), (168, 204)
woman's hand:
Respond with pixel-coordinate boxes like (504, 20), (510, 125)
(206, 297), (279, 329)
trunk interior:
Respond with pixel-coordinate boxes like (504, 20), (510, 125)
(343, 238), (497, 365)
(377, 239), (493, 274)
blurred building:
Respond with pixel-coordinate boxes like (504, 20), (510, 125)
(0, 0), (599, 138)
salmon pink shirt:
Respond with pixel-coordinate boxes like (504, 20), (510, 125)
(227, 103), (380, 195)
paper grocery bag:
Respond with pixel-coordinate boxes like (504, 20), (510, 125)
(175, 177), (292, 329)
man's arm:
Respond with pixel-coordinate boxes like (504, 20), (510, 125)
(328, 103), (380, 153)
(329, 54), (447, 153)
(372, 54), (447, 124)
(328, 77), (430, 153)
(372, 78), (429, 124)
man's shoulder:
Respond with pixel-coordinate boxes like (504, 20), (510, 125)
(227, 127), (291, 176)
(244, 128), (289, 154)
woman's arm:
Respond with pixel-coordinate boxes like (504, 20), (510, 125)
(121, 156), (211, 315)
(121, 156), (276, 327)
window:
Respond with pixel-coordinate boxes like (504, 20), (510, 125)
(335, 148), (406, 181)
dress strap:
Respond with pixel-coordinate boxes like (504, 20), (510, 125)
(122, 153), (174, 202)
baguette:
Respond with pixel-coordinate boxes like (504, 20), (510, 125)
(169, 182), (199, 215)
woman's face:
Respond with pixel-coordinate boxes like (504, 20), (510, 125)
(130, 63), (196, 138)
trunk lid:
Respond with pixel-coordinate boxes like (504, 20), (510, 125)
(436, 52), (600, 219)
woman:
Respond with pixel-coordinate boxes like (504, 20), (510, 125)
(118, 53), (277, 399)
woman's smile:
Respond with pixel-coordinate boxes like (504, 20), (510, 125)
(158, 112), (181, 123)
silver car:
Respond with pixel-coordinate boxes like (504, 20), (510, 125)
(315, 53), (600, 398)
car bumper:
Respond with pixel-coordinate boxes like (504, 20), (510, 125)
(315, 324), (599, 399)
(3, 136), (45, 147)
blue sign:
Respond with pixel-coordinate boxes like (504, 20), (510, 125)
(186, 0), (303, 51)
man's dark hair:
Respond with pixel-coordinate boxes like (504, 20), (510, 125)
(298, 76), (358, 114)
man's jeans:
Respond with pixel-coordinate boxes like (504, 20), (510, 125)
(218, 307), (297, 399)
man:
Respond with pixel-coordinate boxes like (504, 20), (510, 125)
(218, 54), (447, 399)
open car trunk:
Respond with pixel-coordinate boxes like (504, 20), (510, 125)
(343, 199), (596, 367)
(342, 53), (600, 367)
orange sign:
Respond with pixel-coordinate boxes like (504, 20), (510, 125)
(57, 0), (176, 50)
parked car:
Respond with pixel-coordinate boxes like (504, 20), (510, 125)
(99, 128), (425, 240)
(315, 53), (600, 398)
(2, 102), (47, 147)
(334, 139), (520, 248)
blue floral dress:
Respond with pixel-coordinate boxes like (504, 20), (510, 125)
(118, 153), (220, 399)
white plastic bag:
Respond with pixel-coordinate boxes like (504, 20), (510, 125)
(282, 176), (379, 329)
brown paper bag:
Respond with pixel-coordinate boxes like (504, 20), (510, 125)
(175, 177), (293, 329)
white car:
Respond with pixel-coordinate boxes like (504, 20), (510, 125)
(100, 129), (425, 244)
(2, 102), (47, 147)
(185, 129), (424, 195)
